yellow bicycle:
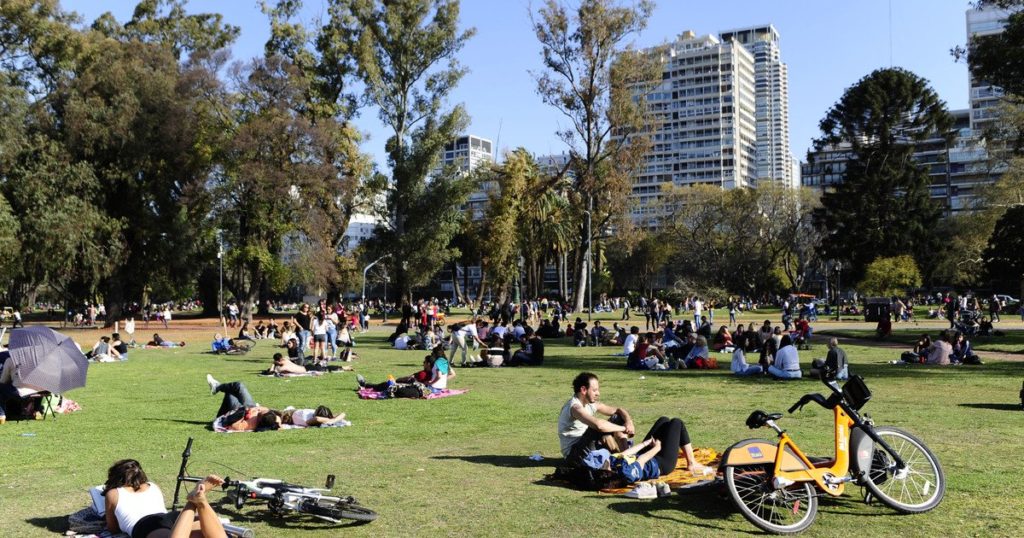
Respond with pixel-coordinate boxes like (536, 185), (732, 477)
(720, 371), (945, 534)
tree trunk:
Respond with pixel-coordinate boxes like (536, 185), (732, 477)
(451, 261), (465, 304)
(573, 254), (587, 313)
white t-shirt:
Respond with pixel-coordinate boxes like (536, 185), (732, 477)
(114, 483), (167, 536)
(557, 396), (597, 456)
(394, 335), (410, 350)
(457, 324), (479, 340)
(731, 348), (752, 373)
(775, 345), (800, 371)
(623, 333), (638, 355)
(694, 300), (703, 315)
(289, 408), (317, 427)
(512, 325), (526, 340)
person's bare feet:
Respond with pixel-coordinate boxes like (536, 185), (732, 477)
(688, 462), (710, 476)
(188, 475), (224, 506)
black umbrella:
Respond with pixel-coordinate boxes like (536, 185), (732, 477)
(8, 326), (89, 394)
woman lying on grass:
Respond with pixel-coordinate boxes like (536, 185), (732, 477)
(582, 416), (708, 486)
(104, 458), (227, 538)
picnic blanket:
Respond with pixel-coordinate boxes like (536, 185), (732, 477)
(600, 447), (721, 494)
(258, 367), (352, 378)
(357, 387), (469, 400)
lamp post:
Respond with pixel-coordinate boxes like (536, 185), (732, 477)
(834, 261), (843, 321)
(217, 233), (224, 322)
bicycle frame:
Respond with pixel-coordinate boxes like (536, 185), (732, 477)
(770, 405), (855, 496)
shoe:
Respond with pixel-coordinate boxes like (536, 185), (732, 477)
(356, 374), (366, 387)
(655, 482), (671, 497)
(624, 482), (658, 499)
(206, 374), (220, 395)
(33, 411), (43, 420)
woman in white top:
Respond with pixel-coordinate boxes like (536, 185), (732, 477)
(310, 311), (329, 362)
(104, 459), (227, 538)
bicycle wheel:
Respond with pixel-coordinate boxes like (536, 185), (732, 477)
(861, 426), (944, 513)
(301, 497), (378, 523)
(725, 464), (817, 535)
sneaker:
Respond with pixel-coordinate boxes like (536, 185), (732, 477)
(356, 374), (366, 388)
(206, 374), (220, 395)
(624, 482), (658, 500)
(655, 482), (672, 497)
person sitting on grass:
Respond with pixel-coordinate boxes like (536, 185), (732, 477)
(682, 336), (710, 369)
(210, 333), (232, 354)
(711, 325), (733, 352)
(558, 372), (635, 468)
(767, 335), (801, 379)
(582, 416), (709, 487)
(810, 337), (849, 380)
(626, 333), (667, 370)
(509, 327), (545, 366)
(264, 352), (307, 375)
(103, 458), (228, 538)
(89, 336), (122, 362)
(146, 334), (186, 348)
(730, 334), (764, 377)
(924, 331), (953, 365)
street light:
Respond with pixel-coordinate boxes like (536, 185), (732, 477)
(834, 261), (843, 321)
(584, 205), (592, 322)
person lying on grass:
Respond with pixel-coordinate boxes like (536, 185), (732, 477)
(205, 376), (347, 430)
(146, 333), (186, 348)
(582, 416), (709, 485)
(104, 458), (227, 538)
(261, 352), (353, 375)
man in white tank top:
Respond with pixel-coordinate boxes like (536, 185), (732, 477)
(557, 372), (635, 467)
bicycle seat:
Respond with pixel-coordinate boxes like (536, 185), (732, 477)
(745, 410), (783, 429)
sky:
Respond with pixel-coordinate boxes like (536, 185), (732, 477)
(67, 0), (977, 170)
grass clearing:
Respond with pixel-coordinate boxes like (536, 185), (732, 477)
(2, 327), (1023, 537)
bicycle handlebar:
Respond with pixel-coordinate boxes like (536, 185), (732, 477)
(788, 393), (830, 414)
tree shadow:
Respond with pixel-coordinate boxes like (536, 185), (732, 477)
(210, 500), (371, 529)
(143, 417), (213, 427)
(26, 515), (67, 533)
(431, 455), (553, 468)
(958, 403), (1022, 411)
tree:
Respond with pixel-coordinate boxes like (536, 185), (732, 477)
(342, 0), (475, 301)
(812, 68), (953, 282)
(531, 0), (659, 312)
(984, 205), (1024, 298)
(957, 1), (1024, 97)
(857, 255), (923, 297)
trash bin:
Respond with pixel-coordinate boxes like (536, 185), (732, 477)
(864, 300), (891, 322)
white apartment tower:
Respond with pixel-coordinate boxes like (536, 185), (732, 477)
(438, 134), (494, 220)
(634, 31), (757, 220)
(719, 25), (793, 187)
(966, 7), (1013, 132)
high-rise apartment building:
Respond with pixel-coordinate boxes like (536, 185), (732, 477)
(719, 25), (794, 187)
(966, 7), (1013, 132)
(633, 31), (758, 222)
(437, 134), (494, 220)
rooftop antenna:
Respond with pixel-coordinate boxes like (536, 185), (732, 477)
(494, 118), (503, 163)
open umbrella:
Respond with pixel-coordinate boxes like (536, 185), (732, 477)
(8, 326), (89, 394)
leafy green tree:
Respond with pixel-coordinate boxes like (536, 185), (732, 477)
(812, 68), (953, 283)
(531, 0), (659, 312)
(857, 255), (923, 297)
(957, 1), (1024, 97)
(343, 0), (476, 301)
(984, 205), (1024, 299)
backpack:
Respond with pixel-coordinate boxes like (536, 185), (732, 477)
(550, 465), (622, 491)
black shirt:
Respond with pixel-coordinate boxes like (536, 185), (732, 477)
(295, 312), (311, 331)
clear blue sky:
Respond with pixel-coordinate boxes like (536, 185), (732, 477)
(69, 0), (975, 169)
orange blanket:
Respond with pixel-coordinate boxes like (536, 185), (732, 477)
(599, 447), (721, 494)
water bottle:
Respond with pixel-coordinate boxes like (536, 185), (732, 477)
(20, 433), (36, 437)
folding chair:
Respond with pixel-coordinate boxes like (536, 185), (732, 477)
(24, 391), (61, 420)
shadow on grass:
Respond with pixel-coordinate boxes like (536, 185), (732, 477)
(143, 417), (212, 427)
(210, 499), (372, 530)
(432, 455), (552, 468)
(603, 495), (741, 533)
(958, 403), (1022, 411)
(26, 515), (66, 533)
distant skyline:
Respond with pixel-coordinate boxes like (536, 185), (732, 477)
(70, 0), (977, 171)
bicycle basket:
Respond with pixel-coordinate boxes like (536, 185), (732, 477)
(841, 375), (872, 410)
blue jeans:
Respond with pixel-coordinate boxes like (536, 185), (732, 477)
(768, 365), (802, 379)
(297, 330), (311, 355)
(214, 381), (257, 418)
(734, 365), (763, 376)
(326, 328), (338, 358)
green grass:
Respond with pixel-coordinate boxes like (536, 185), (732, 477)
(3, 331), (1024, 537)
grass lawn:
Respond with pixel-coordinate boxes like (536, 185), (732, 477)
(2, 328), (1023, 537)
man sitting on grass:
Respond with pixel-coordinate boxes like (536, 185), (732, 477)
(558, 372), (635, 468)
